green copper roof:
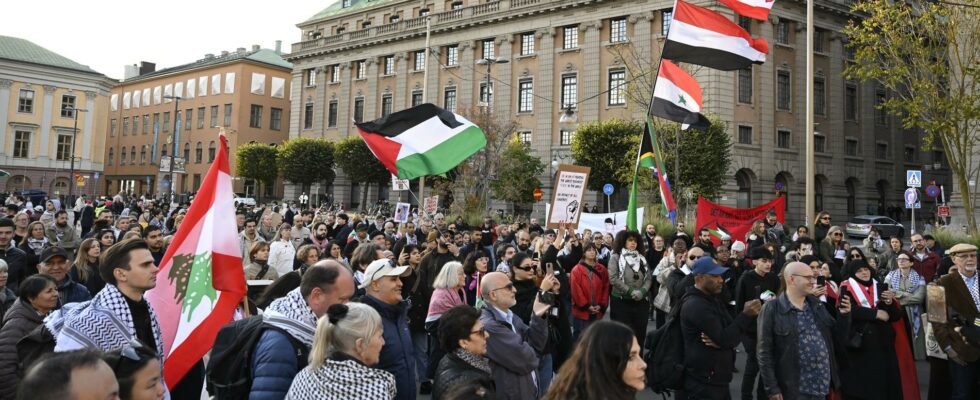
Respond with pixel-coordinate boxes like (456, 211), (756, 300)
(305, 0), (393, 23)
(0, 35), (102, 75)
(132, 49), (292, 81)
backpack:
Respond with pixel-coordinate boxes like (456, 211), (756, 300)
(643, 294), (687, 395)
(206, 316), (306, 400)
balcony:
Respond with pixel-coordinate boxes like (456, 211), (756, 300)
(290, 0), (584, 57)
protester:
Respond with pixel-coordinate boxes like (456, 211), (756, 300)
(350, 243), (382, 297)
(68, 238), (105, 296)
(142, 225), (166, 266)
(0, 261), (14, 321)
(244, 242), (277, 281)
(286, 303), (395, 400)
(495, 243), (517, 275)
(909, 233), (941, 282)
(251, 261), (355, 400)
(886, 253), (927, 360)
(45, 210), (79, 254)
(398, 244), (429, 390)
(294, 244), (320, 274)
(933, 243), (980, 399)
(16, 349), (118, 400)
(608, 230), (650, 340)
(36, 246), (90, 307)
(9, 213), (28, 246)
(424, 261), (468, 388)
(433, 305), (494, 400)
(733, 246), (779, 400)
(813, 212), (832, 245)
(462, 250), (490, 307)
(880, 237), (904, 272)
(757, 262), (851, 400)
(357, 258), (416, 400)
(0, 218), (28, 293)
(667, 246), (704, 306)
(19, 220), (49, 275)
(240, 218), (265, 265)
(97, 228), (116, 251)
(0, 274), (58, 399)
(269, 224), (297, 277)
(102, 340), (167, 400)
(569, 243), (609, 339)
(818, 226), (848, 275)
(543, 320), (646, 400)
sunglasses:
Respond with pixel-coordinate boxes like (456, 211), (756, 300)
(470, 327), (487, 336)
(821, 217), (831, 221)
(514, 265), (533, 272)
(689, 255), (699, 261)
(833, 233), (843, 236)
(491, 282), (515, 293)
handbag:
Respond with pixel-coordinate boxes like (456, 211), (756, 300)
(654, 286), (672, 313)
(847, 323), (869, 349)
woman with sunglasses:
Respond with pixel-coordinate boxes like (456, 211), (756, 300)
(818, 226), (849, 282)
(813, 211), (833, 246)
(424, 261), (469, 389)
(102, 341), (166, 400)
(433, 305), (494, 400)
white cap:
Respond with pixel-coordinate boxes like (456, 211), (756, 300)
(359, 259), (411, 289)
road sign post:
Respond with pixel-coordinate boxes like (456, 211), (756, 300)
(905, 188), (918, 234)
(603, 184), (614, 213)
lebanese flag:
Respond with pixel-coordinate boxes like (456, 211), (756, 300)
(145, 128), (246, 388)
(663, 0), (769, 71)
(717, 0), (776, 21)
(356, 103), (487, 180)
(651, 60), (711, 131)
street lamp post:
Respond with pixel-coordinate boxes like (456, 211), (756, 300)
(66, 107), (89, 205)
(163, 95), (182, 205)
(476, 56), (509, 213)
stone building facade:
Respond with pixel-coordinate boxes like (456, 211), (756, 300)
(285, 0), (951, 227)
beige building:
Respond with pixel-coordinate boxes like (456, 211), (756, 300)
(0, 35), (114, 199)
(286, 0), (950, 226)
(103, 45), (293, 199)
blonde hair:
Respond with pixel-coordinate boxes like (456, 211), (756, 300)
(73, 238), (99, 283)
(308, 303), (382, 369)
(433, 261), (464, 289)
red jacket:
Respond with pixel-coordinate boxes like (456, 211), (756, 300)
(909, 250), (941, 281)
(570, 261), (610, 320)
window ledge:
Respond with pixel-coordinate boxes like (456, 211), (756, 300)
(604, 41), (629, 48)
(844, 155), (863, 162)
(517, 111), (534, 115)
(411, 70), (424, 74)
(515, 54), (537, 60)
(875, 159), (894, 165)
(814, 51), (830, 57)
(605, 104), (627, 110)
(815, 152), (833, 158)
(328, 81), (341, 85)
(381, 73), (396, 77)
(558, 48), (581, 54)
(774, 43), (794, 49)
(734, 143), (761, 151)
(442, 65), (460, 70)
(774, 147), (797, 155)
(305, 85), (317, 89)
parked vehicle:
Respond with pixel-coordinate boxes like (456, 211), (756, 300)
(233, 193), (256, 207)
(845, 215), (905, 239)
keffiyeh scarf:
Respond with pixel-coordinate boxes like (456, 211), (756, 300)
(887, 268), (925, 334)
(263, 287), (317, 347)
(619, 249), (647, 275)
(26, 237), (49, 255)
(456, 348), (491, 374)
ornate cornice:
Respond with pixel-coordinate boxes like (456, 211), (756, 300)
(0, 79), (12, 89)
(43, 85), (57, 94)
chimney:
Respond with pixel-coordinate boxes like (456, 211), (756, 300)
(123, 64), (139, 80)
(236, 47), (246, 54)
(221, 50), (229, 57)
(205, 53), (215, 60)
(252, 44), (260, 52)
(275, 40), (282, 54)
(139, 61), (156, 75)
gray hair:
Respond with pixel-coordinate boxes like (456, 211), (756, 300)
(432, 261), (464, 289)
(308, 303), (382, 369)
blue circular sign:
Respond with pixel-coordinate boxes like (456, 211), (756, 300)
(603, 184), (615, 196)
(925, 184), (940, 198)
(904, 188), (918, 205)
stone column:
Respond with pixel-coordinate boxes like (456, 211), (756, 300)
(630, 13), (655, 121)
(314, 67), (326, 134)
(395, 54), (409, 108)
(82, 91), (96, 162)
(581, 20), (602, 122)
(0, 79), (12, 155)
(756, 17), (776, 198)
(534, 27), (556, 217)
(365, 58), (379, 122)
(460, 41), (475, 107)
(338, 62), (353, 135)
(494, 35), (514, 119)
(288, 72), (302, 137)
(40, 85), (57, 160)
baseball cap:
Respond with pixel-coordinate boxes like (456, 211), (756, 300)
(731, 241), (746, 252)
(691, 257), (728, 276)
(359, 259), (411, 289)
(40, 246), (69, 263)
(355, 222), (370, 232)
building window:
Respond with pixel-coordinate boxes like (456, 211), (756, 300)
(304, 103), (314, 129)
(414, 50), (425, 71)
(446, 45), (459, 66)
(412, 91), (423, 107)
(330, 65), (340, 82)
(814, 30), (824, 53)
(198, 107), (206, 129)
(876, 143), (889, 159)
(844, 82), (858, 121)
(814, 78), (826, 115)
(328, 101), (338, 127)
(110, 118), (117, 137)
(608, 69), (626, 106)
(210, 105), (219, 128)
(56, 134), (72, 161)
(13, 131), (30, 158)
(777, 130), (792, 149)
(776, 21), (790, 45)
(904, 146), (916, 163)
(518, 131), (532, 146)
(390, 15), (400, 23)
(122, 117), (129, 136)
(17, 89), (34, 113)
(384, 56), (395, 75)
(561, 74), (577, 110)
(140, 145), (147, 165)
(130, 146), (135, 165)
(185, 109), (192, 131)
(152, 113), (160, 135)
(517, 80), (534, 113)
(381, 95), (393, 117)
(270, 108), (282, 130)
(777, 70), (791, 110)
(814, 134), (826, 153)
(195, 143), (203, 163)
(306, 68), (317, 86)
(738, 67), (753, 103)
(223, 104), (232, 126)
(419, 8), (429, 17)
(183, 143), (190, 161)
(844, 46), (855, 61)
(362, 21), (371, 29)
(520, 33), (535, 55)
(444, 87), (457, 111)
(163, 112), (171, 132)
(737, 126), (752, 145)
(60, 95), (76, 117)
(482, 40), (495, 59)
(249, 105), (263, 128)
(342, 0), (350, 7)
(560, 130), (575, 146)
(356, 61), (366, 79)
(451, 1), (463, 10)
(208, 141), (216, 162)
(480, 82), (493, 106)
(875, 89), (888, 125)
(738, 16), (752, 33)
(563, 26), (579, 49)
(610, 18), (627, 42)
(354, 98), (365, 122)
(846, 138), (859, 156)
(108, 148), (114, 166)
(121, 147), (127, 165)
(143, 115), (149, 135)
(662, 10), (673, 35)
(934, 150), (945, 166)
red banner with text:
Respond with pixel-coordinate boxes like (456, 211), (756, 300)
(695, 195), (785, 245)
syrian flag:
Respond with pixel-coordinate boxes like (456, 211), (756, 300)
(663, 0), (769, 71)
(650, 60), (711, 131)
(717, 0), (776, 21)
(145, 128), (246, 388)
(356, 103), (487, 180)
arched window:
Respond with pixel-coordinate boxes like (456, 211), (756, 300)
(845, 178), (858, 216)
(208, 141), (216, 162)
(183, 142), (190, 161)
(735, 169), (753, 209)
(108, 148), (114, 166)
(195, 142), (203, 163)
(130, 146), (136, 165)
(121, 147), (127, 164)
(140, 145), (147, 165)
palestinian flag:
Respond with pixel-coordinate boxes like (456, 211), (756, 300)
(707, 225), (732, 240)
(662, 0), (769, 71)
(356, 103), (487, 180)
(145, 128), (246, 388)
(650, 60), (711, 131)
(717, 0), (776, 21)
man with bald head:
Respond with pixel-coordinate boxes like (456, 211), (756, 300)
(667, 246), (704, 305)
(480, 271), (554, 399)
(757, 262), (851, 400)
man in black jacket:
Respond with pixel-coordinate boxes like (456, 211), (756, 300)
(734, 247), (781, 400)
(679, 257), (761, 400)
(0, 218), (27, 293)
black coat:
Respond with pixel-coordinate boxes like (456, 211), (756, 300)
(0, 299), (44, 400)
(0, 246), (28, 294)
(839, 297), (903, 400)
(432, 352), (495, 400)
(679, 286), (753, 387)
(0, 289), (14, 325)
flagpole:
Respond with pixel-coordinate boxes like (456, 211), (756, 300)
(805, 0), (816, 231)
(645, 0), (682, 221)
(418, 16), (432, 214)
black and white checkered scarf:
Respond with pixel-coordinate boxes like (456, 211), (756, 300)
(263, 288), (317, 347)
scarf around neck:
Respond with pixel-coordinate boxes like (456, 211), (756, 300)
(455, 348), (491, 374)
(619, 249), (646, 274)
(263, 287), (317, 347)
(27, 237), (49, 254)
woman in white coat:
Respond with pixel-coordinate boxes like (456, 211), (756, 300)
(269, 224), (297, 276)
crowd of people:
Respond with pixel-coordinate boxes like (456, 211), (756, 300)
(0, 191), (978, 400)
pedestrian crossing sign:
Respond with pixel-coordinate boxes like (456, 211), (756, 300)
(906, 170), (922, 188)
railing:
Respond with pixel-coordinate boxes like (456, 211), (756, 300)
(472, 1), (501, 15)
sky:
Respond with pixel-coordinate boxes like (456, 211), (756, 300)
(2, 0), (336, 80)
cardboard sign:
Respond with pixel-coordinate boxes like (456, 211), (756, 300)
(391, 175), (410, 191)
(926, 284), (947, 324)
(393, 202), (411, 223)
(423, 195), (439, 215)
(546, 164), (591, 229)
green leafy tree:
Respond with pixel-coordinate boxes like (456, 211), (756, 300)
(656, 116), (732, 205)
(235, 143), (278, 201)
(490, 137), (545, 206)
(335, 136), (390, 210)
(571, 119), (644, 192)
(843, 0), (980, 234)
(276, 137), (336, 195)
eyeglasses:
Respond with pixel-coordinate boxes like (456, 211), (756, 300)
(955, 253), (978, 259)
(688, 255), (699, 260)
(490, 282), (515, 293)
(833, 233), (843, 237)
(470, 327), (487, 336)
(792, 274), (817, 281)
(897, 257), (911, 262)
(821, 217), (831, 221)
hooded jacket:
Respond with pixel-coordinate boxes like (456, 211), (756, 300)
(358, 295), (416, 400)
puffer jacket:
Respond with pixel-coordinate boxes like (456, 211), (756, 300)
(0, 288), (15, 323)
(0, 245), (28, 294)
(0, 299), (45, 400)
(358, 295), (416, 400)
(432, 352), (495, 400)
(249, 329), (310, 400)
